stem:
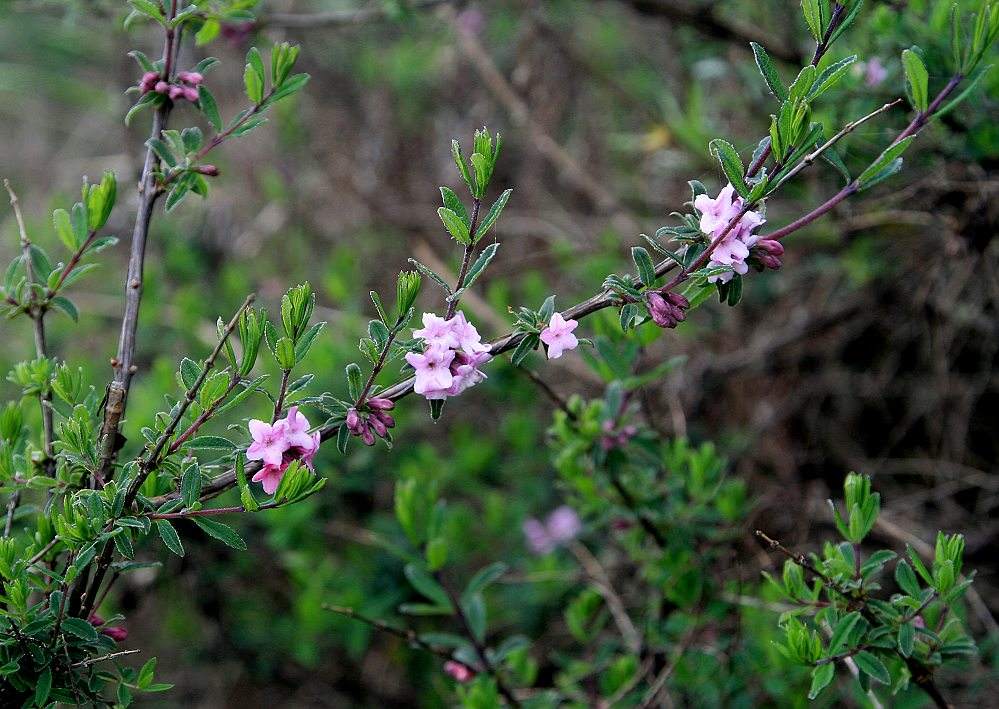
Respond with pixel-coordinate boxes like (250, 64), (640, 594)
(445, 197), (481, 319)
(324, 604), (454, 661)
(355, 329), (398, 407)
(762, 74), (964, 243)
(437, 573), (521, 706)
(95, 1), (182, 486)
(272, 368), (292, 421)
(519, 368), (574, 419)
(148, 501), (278, 519)
(46, 229), (99, 298)
(167, 375), (242, 455)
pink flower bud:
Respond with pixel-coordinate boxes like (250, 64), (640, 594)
(361, 425), (375, 446)
(168, 84), (185, 100)
(177, 71), (204, 86)
(182, 85), (199, 102)
(102, 626), (129, 642)
(755, 239), (784, 256)
(372, 410), (395, 429)
(665, 292), (689, 309)
(345, 408), (360, 431)
(195, 165), (220, 177)
(367, 397), (395, 411)
(154, 81), (169, 94)
(444, 660), (475, 683)
(139, 71), (160, 93)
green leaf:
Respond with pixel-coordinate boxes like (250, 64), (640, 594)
(708, 139), (749, 198)
(474, 188), (513, 240)
(801, 0), (824, 41)
(35, 667), (52, 706)
(895, 560), (922, 597)
(463, 592), (487, 643)
(185, 435), (236, 452)
(458, 243), (499, 293)
(440, 187), (469, 227)
(807, 663), (835, 700)
(181, 462), (201, 508)
(404, 563), (452, 609)
(438, 207), (471, 245)
(898, 622), (915, 657)
(857, 137), (914, 189)
(198, 86), (222, 131)
(50, 295), (78, 322)
(808, 55), (858, 100)
(244, 63), (264, 104)
(828, 611), (862, 653)
(751, 42), (788, 100)
(407, 258), (452, 295)
(902, 48), (929, 112)
(463, 562), (507, 598)
(345, 362), (363, 401)
(61, 617), (100, 642)
(631, 246), (657, 287)
(146, 138), (176, 168)
(193, 517), (247, 550)
(853, 651), (890, 684)
(196, 18), (220, 45)
(53, 208), (77, 251)
(246, 46), (266, 90)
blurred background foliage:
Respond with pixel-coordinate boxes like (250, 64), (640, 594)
(1, 0), (997, 705)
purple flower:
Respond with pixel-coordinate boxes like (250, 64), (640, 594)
(139, 72), (159, 94)
(646, 291), (689, 329)
(406, 345), (455, 395)
(247, 408), (321, 493)
(89, 614), (128, 642)
(523, 518), (556, 555)
(752, 238), (784, 271)
(449, 312), (491, 353)
(177, 70), (204, 86)
(540, 312), (579, 359)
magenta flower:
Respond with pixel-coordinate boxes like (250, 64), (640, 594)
(89, 614), (128, 642)
(251, 464), (286, 495)
(138, 72), (159, 94)
(540, 312), (579, 359)
(413, 312), (460, 349)
(406, 345), (455, 395)
(283, 406), (317, 452)
(246, 419), (289, 467)
(862, 57), (888, 87)
(177, 70), (204, 86)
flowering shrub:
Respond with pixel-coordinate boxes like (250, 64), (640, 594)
(0, 0), (996, 705)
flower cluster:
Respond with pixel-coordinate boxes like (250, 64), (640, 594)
(646, 291), (689, 329)
(539, 312), (579, 359)
(246, 406), (320, 494)
(752, 238), (785, 271)
(523, 506), (582, 554)
(693, 184), (766, 283)
(345, 398), (395, 445)
(139, 70), (204, 102)
(600, 419), (639, 451)
(405, 312), (491, 400)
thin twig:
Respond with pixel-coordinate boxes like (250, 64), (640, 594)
(323, 604), (453, 660)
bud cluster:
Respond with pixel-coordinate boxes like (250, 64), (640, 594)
(346, 398), (396, 446)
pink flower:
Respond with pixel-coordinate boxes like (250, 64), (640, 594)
(283, 406), (316, 452)
(449, 312), (491, 353)
(540, 312), (579, 359)
(246, 419), (289, 467)
(413, 313), (460, 349)
(251, 464), (286, 495)
(523, 518), (555, 555)
(406, 345), (455, 395)
(444, 660), (475, 683)
(524, 506), (582, 554)
(863, 58), (887, 87)
(547, 506), (582, 543)
(693, 184), (766, 284)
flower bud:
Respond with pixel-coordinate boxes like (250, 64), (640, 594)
(177, 71), (204, 86)
(369, 415), (388, 438)
(168, 84), (185, 100)
(154, 81), (169, 94)
(346, 408), (360, 431)
(182, 85), (199, 102)
(361, 425), (375, 446)
(139, 71), (160, 93)
(372, 410), (395, 429)
(367, 397), (395, 411)
(646, 291), (687, 329)
(444, 660), (475, 683)
(196, 165), (220, 177)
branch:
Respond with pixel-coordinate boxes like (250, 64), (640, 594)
(323, 604), (453, 661)
(95, 1), (182, 486)
(263, 0), (451, 29)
